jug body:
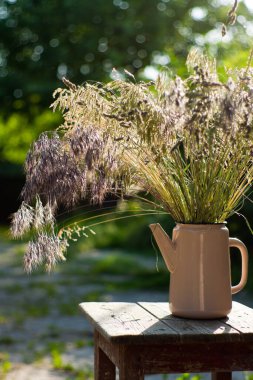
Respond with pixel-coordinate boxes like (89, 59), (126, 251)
(169, 224), (241, 318)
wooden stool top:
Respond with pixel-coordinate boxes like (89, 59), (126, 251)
(79, 301), (253, 345)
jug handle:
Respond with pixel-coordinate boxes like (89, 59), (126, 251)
(229, 238), (248, 295)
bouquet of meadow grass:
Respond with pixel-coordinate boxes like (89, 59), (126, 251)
(11, 49), (253, 272)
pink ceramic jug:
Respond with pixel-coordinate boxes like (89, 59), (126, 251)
(150, 223), (248, 319)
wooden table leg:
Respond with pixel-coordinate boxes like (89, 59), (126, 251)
(118, 346), (144, 380)
(94, 331), (116, 380)
(212, 372), (232, 380)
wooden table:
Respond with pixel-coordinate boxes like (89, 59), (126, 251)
(79, 301), (253, 380)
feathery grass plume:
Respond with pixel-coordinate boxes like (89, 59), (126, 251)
(12, 49), (253, 271)
(34, 196), (45, 230)
(24, 233), (68, 273)
(10, 202), (34, 238)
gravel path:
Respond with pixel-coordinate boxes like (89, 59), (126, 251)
(0, 238), (252, 380)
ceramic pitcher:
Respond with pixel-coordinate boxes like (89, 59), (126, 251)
(150, 223), (248, 319)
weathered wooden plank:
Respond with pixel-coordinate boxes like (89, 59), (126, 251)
(138, 302), (172, 319)
(224, 302), (253, 339)
(232, 301), (253, 314)
(79, 302), (180, 343)
(80, 301), (253, 344)
(138, 302), (241, 342)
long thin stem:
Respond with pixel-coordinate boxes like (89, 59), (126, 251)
(58, 209), (167, 236)
(82, 212), (168, 229)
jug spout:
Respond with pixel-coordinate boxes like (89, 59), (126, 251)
(149, 223), (176, 273)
